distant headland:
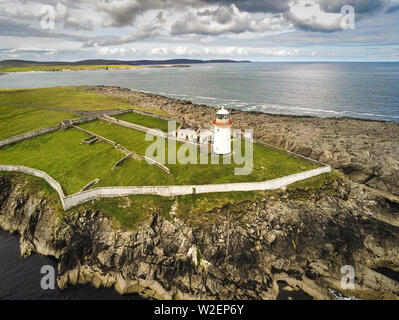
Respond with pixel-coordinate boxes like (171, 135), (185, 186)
(0, 59), (251, 74)
(0, 59), (251, 67)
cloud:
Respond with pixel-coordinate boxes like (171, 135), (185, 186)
(0, 0), (94, 31)
(84, 24), (160, 47)
(285, 0), (345, 32)
(97, 47), (127, 55)
(96, 0), (201, 27)
(147, 47), (169, 55)
(146, 45), (300, 57)
(201, 0), (290, 13)
(385, 4), (399, 13)
(284, 0), (392, 32)
(0, 0), (397, 61)
(318, 0), (386, 14)
(0, 47), (58, 59)
(171, 5), (286, 36)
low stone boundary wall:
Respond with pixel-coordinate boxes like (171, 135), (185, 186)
(0, 117), (98, 149)
(0, 103), (124, 118)
(0, 164), (331, 211)
(0, 125), (61, 148)
(116, 108), (183, 123)
(0, 165), (66, 208)
(99, 115), (167, 138)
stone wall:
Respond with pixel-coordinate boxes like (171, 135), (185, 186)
(100, 116), (167, 138)
(120, 108), (182, 123)
(0, 165), (66, 208)
(0, 164), (331, 211)
(0, 125), (61, 148)
(0, 116), (98, 149)
(63, 166), (331, 209)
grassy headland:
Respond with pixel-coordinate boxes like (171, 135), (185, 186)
(0, 65), (144, 74)
(0, 85), (333, 231)
(0, 87), (134, 112)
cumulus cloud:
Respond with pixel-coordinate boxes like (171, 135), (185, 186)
(0, 0), (397, 60)
(201, 0), (290, 13)
(0, 0), (94, 30)
(385, 3), (399, 13)
(146, 45), (300, 57)
(285, 0), (345, 32)
(171, 4), (286, 36)
(318, 0), (386, 13)
(285, 0), (392, 32)
(96, 0), (201, 27)
(84, 24), (160, 47)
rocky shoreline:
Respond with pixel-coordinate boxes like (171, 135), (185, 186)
(87, 86), (399, 197)
(1, 171), (399, 300)
(0, 85), (398, 300)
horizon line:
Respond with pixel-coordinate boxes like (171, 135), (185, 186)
(1, 59), (399, 63)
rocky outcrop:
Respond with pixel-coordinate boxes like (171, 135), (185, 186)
(1, 173), (398, 300)
(86, 86), (399, 196)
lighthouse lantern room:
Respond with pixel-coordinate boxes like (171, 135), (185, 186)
(213, 107), (232, 155)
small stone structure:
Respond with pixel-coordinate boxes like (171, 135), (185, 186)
(82, 136), (99, 145)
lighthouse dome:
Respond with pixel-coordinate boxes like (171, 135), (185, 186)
(217, 107), (229, 115)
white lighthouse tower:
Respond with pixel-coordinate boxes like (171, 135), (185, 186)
(213, 107), (232, 155)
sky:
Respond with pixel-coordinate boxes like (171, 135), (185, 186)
(0, 0), (398, 62)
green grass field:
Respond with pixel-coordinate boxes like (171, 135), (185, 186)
(0, 129), (171, 195)
(115, 112), (176, 132)
(0, 104), (80, 140)
(0, 118), (320, 195)
(79, 120), (320, 185)
(0, 87), (134, 112)
(74, 195), (175, 230)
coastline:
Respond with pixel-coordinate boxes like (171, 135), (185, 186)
(0, 65), (190, 76)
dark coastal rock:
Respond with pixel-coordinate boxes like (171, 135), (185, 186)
(1, 174), (398, 300)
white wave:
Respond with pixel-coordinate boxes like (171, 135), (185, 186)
(195, 96), (220, 100)
(259, 104), (399, 119)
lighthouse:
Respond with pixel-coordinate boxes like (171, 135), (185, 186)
(213, 107), (232, 155)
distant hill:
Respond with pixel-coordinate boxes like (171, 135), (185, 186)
(0, 59), (251, 67)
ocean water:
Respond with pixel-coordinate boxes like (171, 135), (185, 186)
(0, 230), (141, 300)
(0, 62), (398, 122)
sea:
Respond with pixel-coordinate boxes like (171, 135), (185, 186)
(0, 62), (398, 122)
(0, 62), (398, 299)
